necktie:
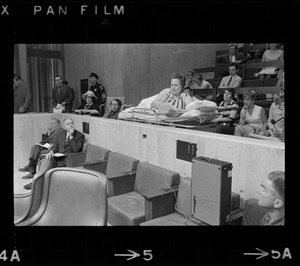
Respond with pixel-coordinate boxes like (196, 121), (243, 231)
(226, 76), (233, 87)
(58, 86), (62, 95)
(64, 134), (70, 152)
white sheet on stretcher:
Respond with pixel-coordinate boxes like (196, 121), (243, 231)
(118, 97), (218, 121)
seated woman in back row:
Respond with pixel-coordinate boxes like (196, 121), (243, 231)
(260, 87), (284, 140)
(103, 98), (122, 119)
(212, 88), (239, 135)
(150, 73), (193, 110)
(74, 91), (100, 116)
(234, 89), (267, 137)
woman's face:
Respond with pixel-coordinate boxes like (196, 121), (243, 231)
(269, 43), (277, 50)
(110, 100), (120, 112)
(171, 78), (182, 96)
(243, 96), (254, 108)
(86, 96), (93, 104)
(223, 90), (233, 101)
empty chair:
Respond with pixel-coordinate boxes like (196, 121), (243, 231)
(108, 162), (180, 225)
(16, 167), (108, 226)
(14, 159), (50, 225)
(84, 152), (139, 197)
(141, 177), (199, 226)
(141, 177), (243, 226)
(76, 144), (111, 173)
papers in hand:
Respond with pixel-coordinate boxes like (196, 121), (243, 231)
(259, 68), (278, 75)
(53, 103), (65, 113)
(53, 153), (66, 157)
(157, 103), (173, 114)
(56, 103), (65, 110)
(38, 143), (51, 149)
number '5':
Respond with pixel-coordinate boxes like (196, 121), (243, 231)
(143, 250), (153, 261)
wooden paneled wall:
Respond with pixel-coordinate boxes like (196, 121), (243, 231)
(64, 43), (228, 108)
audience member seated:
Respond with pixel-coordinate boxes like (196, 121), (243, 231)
(260, 87), (284, 140)
(150, 73), (193, 110)
(103, 98), (122, 119)
(258, 171), (285, 225)
(23, 118), (85, 190)
(212, 89), (239, 135)
(74, 91), (100, 116)
(217, 63), (243, 105)
(234, 89), (267, 137)
(184, 74), (213, 100)
(218, 63), (242, 89)
(184, 69), (195, 89)
(217, 44), (250, 78)
(255, 43), (284, 80)
(19, 118), (64, 180)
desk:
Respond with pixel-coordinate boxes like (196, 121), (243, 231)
(14, 113), (285, 200)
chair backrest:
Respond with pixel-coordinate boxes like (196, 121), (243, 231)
(28, 167), (107, 226)
(134, 162), (180, 194)
(175, 177), (192, 218)
(106, 152), (139, 177)
(85, 144), (110, 163)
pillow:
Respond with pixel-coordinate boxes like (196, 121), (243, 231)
(181, 110), (201, 117)
(137, 94), (158, 108)
(185, 100), (217, 110)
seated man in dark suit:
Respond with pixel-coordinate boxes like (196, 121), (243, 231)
(217, 44), (251, 78)
(19, 118), (64, 179)
(23, 118), (85, 190)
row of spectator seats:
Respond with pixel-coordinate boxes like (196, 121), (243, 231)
(207, 77), (278, 89)
(14, 143), (247, 226)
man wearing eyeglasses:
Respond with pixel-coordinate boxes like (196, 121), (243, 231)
(52, 75), (74, 113)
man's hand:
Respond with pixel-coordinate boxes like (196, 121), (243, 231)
(45, 128), (51, 136)
(45, 150), (54, 160)
(61, 102), (66, 106)
(69, 127), (75, 136)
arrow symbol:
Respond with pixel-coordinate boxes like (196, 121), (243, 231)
(244, 248), (269, 260)
(115, 250), (140, 261)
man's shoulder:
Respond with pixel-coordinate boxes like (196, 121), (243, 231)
(74, 129), (85, 138)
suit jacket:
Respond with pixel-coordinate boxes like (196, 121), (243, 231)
(222, 52), (247, 64)
(14, 82), (31, 113)
(52, 84), (74, 113)
(219, 74), (242, 88)
(41, 127), (65, 145)
(51, 129), (85, 154)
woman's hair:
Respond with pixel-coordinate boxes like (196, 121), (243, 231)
(170, 73), (186, 89)
(193, 73), (203, 83)
(111, 98), (122, 108)
(243, 89), (256, 101)
(186, 69), (195, 76)
(268, 171), (285, 201)
(268, 43), (280, 49)
(225, 88), (236, 101)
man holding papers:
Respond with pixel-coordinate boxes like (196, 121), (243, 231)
(19, 118), (64, 179)
(23, 118), (85, 190)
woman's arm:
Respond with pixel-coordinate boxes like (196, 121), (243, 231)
(267, 104), (275, 132)
(150, 88), (170, 108)
(260, 107), (268, 131)
(239, 108), (247, 126)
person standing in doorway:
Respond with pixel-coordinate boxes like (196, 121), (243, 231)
(14, 74), (31, 113)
